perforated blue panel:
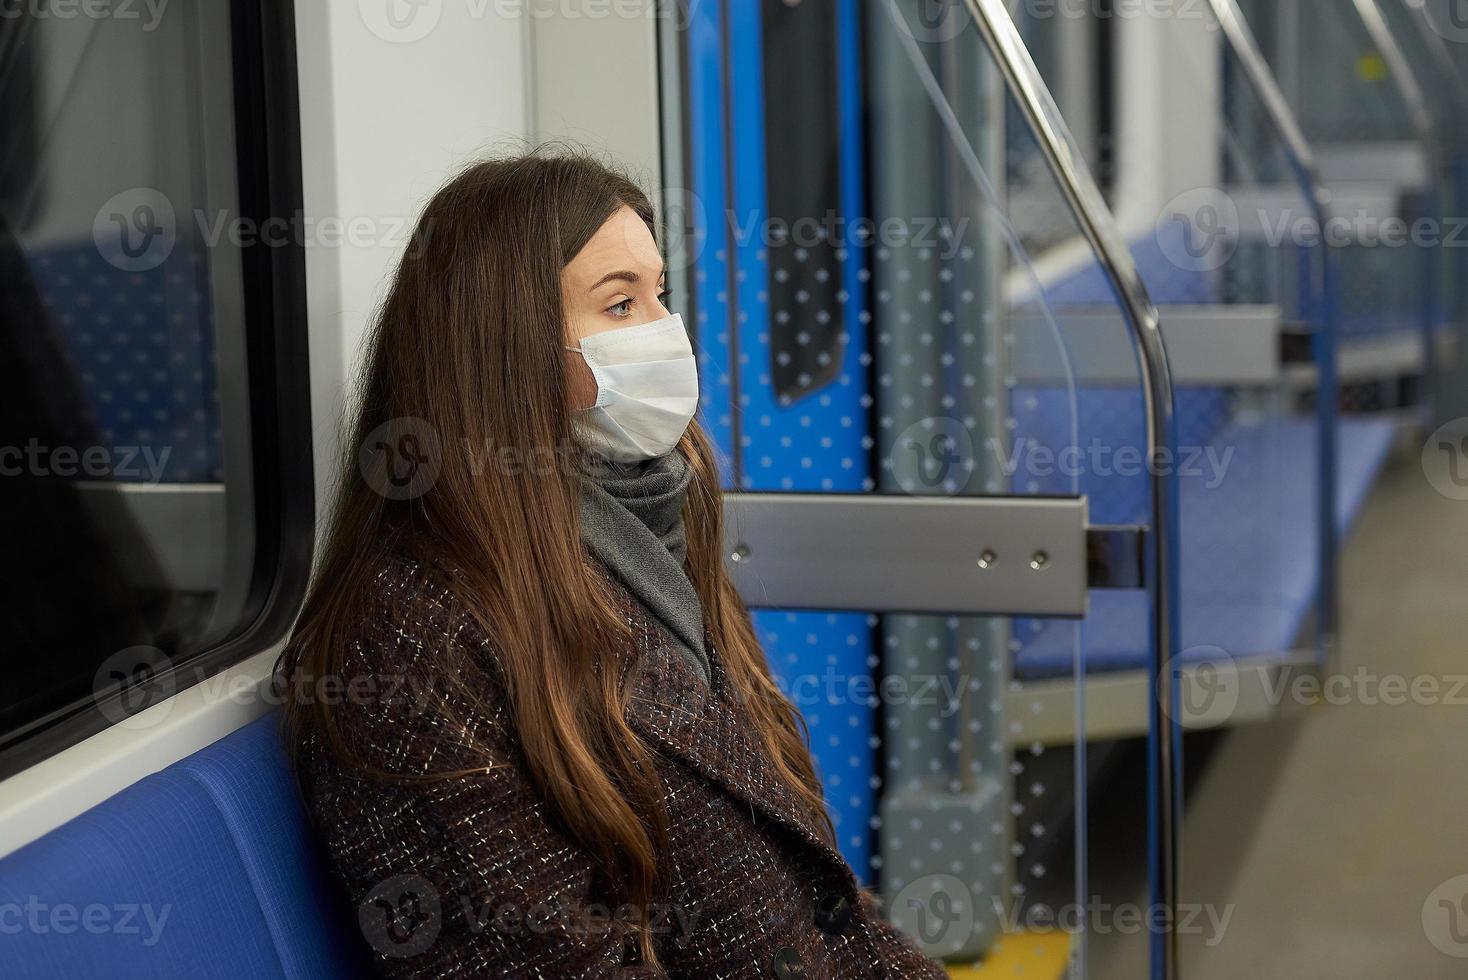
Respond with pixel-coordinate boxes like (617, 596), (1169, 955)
(758, 611), (881, 864)
(720, 0), (878, 882)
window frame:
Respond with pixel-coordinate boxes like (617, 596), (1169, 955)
(0, 0), (314, 779)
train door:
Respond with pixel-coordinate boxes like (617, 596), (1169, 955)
(650, 2), (1178, 975)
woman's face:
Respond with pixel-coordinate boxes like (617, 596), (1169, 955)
(561, 205), (670, 411)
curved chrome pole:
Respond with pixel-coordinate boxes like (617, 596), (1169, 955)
(956, 2), (1181, 977)
(1204, 0), (1341, 666)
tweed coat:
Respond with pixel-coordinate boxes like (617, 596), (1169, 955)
(296, 554), (947, 979)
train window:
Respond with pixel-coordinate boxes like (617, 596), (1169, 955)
(0, 5), (311, 774)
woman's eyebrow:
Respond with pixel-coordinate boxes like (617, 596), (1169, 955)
(588, 265), (669, 293)
(589, 270), (639, 292)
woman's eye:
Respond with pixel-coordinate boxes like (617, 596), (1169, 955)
(657, 289), (671, 305)
(606, 298), (634, 318)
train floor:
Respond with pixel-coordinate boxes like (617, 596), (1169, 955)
(1075, 439), (1468, 978)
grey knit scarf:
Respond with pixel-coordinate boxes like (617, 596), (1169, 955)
(577, 450), (711, 686)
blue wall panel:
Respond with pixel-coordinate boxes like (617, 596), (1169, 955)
(723, 0), (878, 881)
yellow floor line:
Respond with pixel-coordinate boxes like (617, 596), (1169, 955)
(946, 930), (1071, 978)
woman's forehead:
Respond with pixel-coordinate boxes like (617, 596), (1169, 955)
(565, 207), (663, 286)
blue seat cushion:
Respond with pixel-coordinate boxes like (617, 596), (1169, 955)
(1014, 416), (1397, 679)
(0, 713), (365, 979)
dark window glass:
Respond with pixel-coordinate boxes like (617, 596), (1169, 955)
(0, 2), (310, 771)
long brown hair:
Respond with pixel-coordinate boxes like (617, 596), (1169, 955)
(277, 148), (834, 964)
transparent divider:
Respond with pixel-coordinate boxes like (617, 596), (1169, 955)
(1017, 2), (1339, 974)
(1236, 0), (1446, 415)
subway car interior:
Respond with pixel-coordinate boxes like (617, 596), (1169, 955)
(1, 0), (1467, 977)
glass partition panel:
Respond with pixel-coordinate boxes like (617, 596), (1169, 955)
(1023, 4), (1334, 974)
(661, 1), (1163, 974)
(1238, 0), (1442, 415)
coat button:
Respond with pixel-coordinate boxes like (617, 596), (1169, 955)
(813, 893), (854, 934)
(772, 945), (805, 979)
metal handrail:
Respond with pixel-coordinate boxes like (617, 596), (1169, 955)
(1203, 0), (1341, 663)
(956, 2), (1182, 978)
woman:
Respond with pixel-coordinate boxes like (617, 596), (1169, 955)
(279, 151), (945, 979)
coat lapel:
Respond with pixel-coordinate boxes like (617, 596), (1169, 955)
(619, 612), (855, 883)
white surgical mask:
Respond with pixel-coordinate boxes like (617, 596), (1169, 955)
(565, 312), (700, 462)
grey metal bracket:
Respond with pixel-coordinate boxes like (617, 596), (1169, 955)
(723, 493), (1147, 618)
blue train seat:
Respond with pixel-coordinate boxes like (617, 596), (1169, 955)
(1010, 234), (1398, 680)
(0, 713), (364, 980)
(1013, 415), (1396, 679)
